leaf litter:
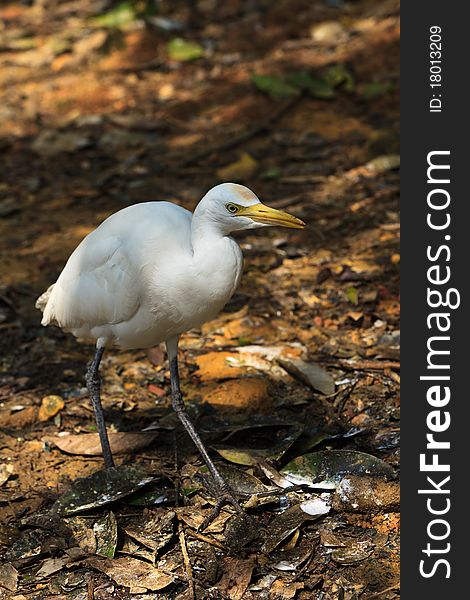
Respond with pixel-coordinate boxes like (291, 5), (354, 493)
(0, 0), (400, 596)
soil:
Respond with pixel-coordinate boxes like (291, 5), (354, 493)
(0, 1), (399, 598)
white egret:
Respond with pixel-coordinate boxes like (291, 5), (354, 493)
(36, 182), (304, 516)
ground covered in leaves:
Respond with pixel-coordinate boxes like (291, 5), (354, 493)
(0, 1), (399, 598)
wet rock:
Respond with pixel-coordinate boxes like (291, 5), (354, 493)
(331, 475), (400, 512)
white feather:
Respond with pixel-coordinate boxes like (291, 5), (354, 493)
(37, 183), (303, 351)
(37, 186), (251, 349)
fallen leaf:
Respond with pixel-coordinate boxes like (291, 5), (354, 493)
(346, 311), (363, 321)
(310, 20), (345, 42)
(0, 406), (37, 429)
(38, 395), (64, 421)
(323, 63), (355, 92)
(167, 38), (204, 61)
(346, 286), (359, 305)
(218, 557), (255, 600)
(91, 2), (137, 28)
(176, 507), (231, 534)
(93, 512), (118, 558)
(210, 463), (269, 495)
(267, 578), (304, 598)
(365, 154), (400, 173)
(148, 384), (165, 397)
(217, 153), (258, 180)
(214, 421), (303, 465)
(0, 463), (14, 486)
(251, 74), (299, 99)
(53, 466), (154, 515)
(35, 557), (67, 579)
(361, 80), (394, 99)
(281, 450), (395, 489)
(3, 529), (47, 561)
(262, 505), (313, 553)
(63, 517), (96, 554)
(331, 541), (374, 565)
(278, 358), (335, 395)
(50, 432), (158, 455)
(286, 71), (335, 99)
(86, 556), (174, 593)
(123, 510), (175, 553)
(0, 563), (18, 592)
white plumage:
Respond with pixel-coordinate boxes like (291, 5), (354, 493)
(36, 182), (304, 514)
(37, 183), (303, 351)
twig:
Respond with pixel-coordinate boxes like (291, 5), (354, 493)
(338, 359), (400, 371)
(367, 584), (400, 598)
(178, 522), (195, 600)
(86, 574), (94, 600)
(185, 528), (228, 551)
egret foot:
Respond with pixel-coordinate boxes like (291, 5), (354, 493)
(198, 483), (244, 532)
(85, 345), (115, 470)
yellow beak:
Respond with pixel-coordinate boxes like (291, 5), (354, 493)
(238, 203), (305, 229)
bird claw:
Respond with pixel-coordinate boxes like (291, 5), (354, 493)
(198, 485), (244, 532)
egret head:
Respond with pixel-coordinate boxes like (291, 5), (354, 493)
(195, 183), (305, 234)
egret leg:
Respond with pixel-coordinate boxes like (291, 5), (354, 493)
(169, 354), (243, 523)
(85, 346), (115, 470)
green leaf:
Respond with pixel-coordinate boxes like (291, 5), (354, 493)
(260, 167), (282, 180)
(346, 286), (358, 305)
(237, 336), (253, 346)
(323, 64), (355, 92)
(286, 71), (335, 99)
(167, 38), (204, 61)
(251, 74), (300, 99)
(362, 81), (394, 100)
(91, 2), (137, 28)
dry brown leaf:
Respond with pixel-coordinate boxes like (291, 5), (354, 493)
(268, 579), (304, 599)
(0, 563), (18, 592)
(35, 557), (67, 579)
(49, 432), (158, 456)
(278, 358), (335, 395)
(218, 557), (255, 600)
(176, 507), (231, 534)
(38, 395), (64, 421)
(0, 463), (14, 487)
(86, 556), (174, 593)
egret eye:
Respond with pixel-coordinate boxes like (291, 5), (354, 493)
(225, 203), (238, 215)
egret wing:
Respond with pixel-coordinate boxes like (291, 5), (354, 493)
(41, 235), (142, 329)
(39, 201), (193, 331)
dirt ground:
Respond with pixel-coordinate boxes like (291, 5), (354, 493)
(0, 1), (400, 598)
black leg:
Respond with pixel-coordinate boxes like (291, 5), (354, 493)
(169, 355), (243, 523)
(85, 346), (115, 469)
